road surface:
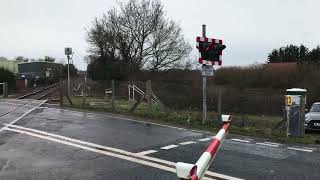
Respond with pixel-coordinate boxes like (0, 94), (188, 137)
(0, 99), (319, 180)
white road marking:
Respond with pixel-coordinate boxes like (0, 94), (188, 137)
(3, 126), (244, 180)
(0, 100), (47, 133)
(256, 142), (279, 148)
(135, 150), (158, 156)
(4, 124), (134, 156)
(3, 124), (184, 169)
(3, 127), (180, 177)
(161, 145), (178, 150)
(179, 141), (196, 145)
(230, 139), (250, 143)
(288, 147), (313, 152)
(198, 137), (212, 142)
(264, 141), (282, 146)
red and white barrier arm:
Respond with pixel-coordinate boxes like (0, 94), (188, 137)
(176, 115), (232, 180)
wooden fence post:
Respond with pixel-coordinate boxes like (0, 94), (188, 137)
(146, 80), (152, 107)
(3, 82), (8, 98)
(111, 80), (115, 112)
(82, 74), (87, 107)
(218, 88), (222, 121)
(59, 79), (64, 106)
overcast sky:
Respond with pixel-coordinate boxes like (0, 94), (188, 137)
(0, 0), (318, 70)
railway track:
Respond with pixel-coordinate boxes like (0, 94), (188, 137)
(0, 83), (59, 119)
(17, 83), (59, 100)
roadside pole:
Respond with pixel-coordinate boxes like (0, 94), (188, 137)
(202, 24), (207, 125)
(64, 47), (73, 105)
(67, 55), (70, 97)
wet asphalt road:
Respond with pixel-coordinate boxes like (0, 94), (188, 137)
(0, 99), (319, 180)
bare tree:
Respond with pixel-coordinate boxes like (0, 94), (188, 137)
(148, 19), (192, 71)
(86, 0), (191, 75)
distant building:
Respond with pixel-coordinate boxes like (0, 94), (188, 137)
(17, 61), (63, 81)
(0, 59), (22, 73)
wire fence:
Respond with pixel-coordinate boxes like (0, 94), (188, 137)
(64, 78), (287, 137)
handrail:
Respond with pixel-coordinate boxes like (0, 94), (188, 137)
(73, 84), (81, 91)
(128, 84), (157, 103)
(133, 85), (144, 95)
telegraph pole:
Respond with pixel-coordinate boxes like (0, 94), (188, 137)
(202, 24), (207, 125)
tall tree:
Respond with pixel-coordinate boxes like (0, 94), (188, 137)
(267, 49), (281, 63)
(309, 46), (320, 63)
(298, 45), (309, 63)
(268, 44), (308, 63)
(148, 19), (191, 71)
(86, 0), (191, 79)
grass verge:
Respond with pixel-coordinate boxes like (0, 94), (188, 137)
(63, 96), (320, 145)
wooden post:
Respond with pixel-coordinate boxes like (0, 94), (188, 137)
(128, 94), (145, 113)
(59, 79), (64, 106)
(2, 82), (7, 98)
(2, 82), (8, 98)
(128, 85), (131, 101)
(82, 74), (87, 107)
(133, 85), (135, 101)
(66, 90), (73, 105)
(151, 92), (165, 111)
(146, 80), (152, 107)
(111, 80), (115, 112)
(218, 88), (222, 121)
(105, 89), (108, 101)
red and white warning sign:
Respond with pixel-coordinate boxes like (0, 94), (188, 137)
(196, 37), (224, 66)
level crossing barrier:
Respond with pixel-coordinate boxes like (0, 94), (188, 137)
(176, 115), (232, 180)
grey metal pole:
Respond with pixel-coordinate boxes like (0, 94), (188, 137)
(202, 24), (207, 125)
(202, 24), (206, 38)
(67, 55), (70, 97)
(218, 88), (222, 120)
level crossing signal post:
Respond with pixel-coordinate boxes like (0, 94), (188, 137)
(197, 25), (226, 125)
